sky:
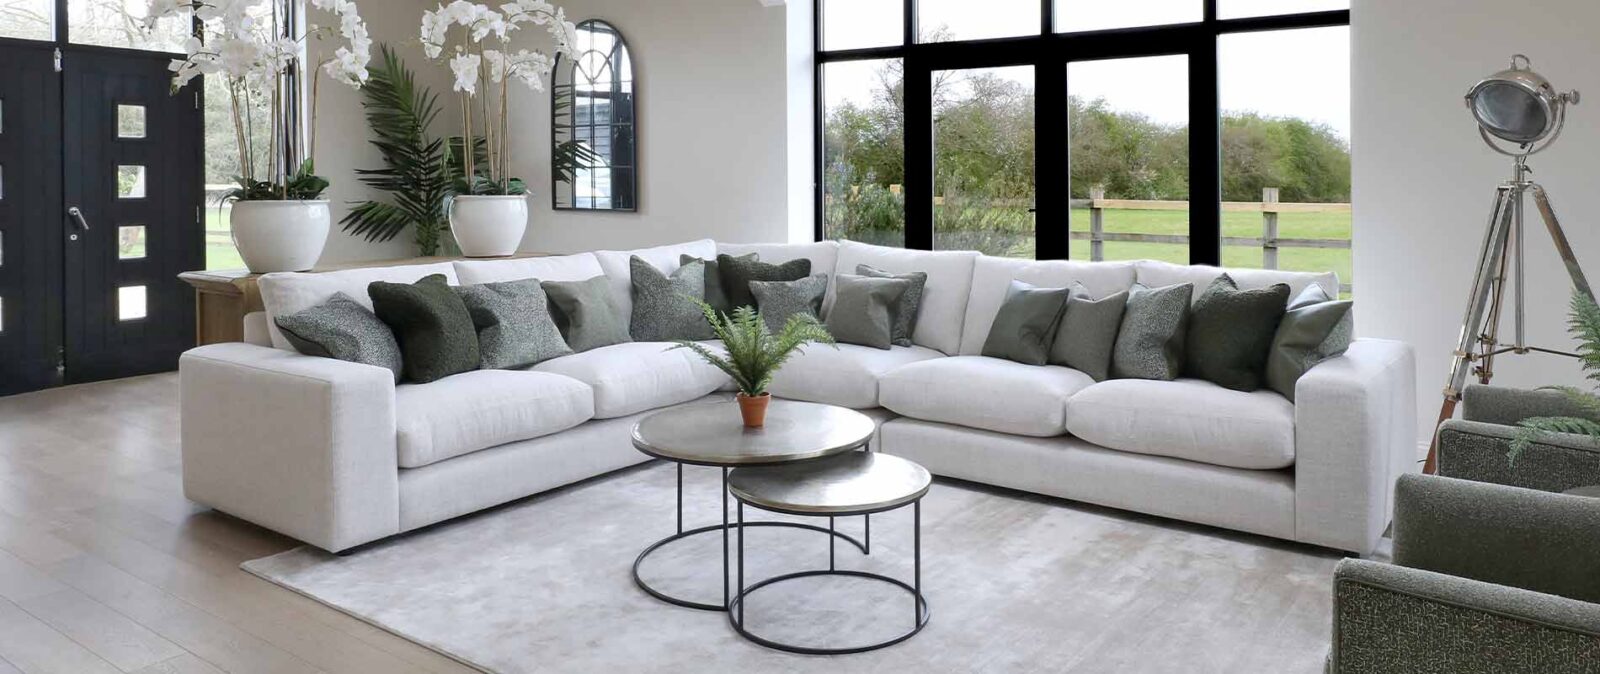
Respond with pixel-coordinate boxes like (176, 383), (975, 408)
(823, 0), (1351, 141)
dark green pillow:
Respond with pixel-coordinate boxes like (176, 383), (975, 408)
(826, 274), (911, 350)
(719, 254), (810, 310)
(368, 274), (480, 384)
(982, 280), (1071, 366)
(1184, 274), (1291, 391)
(275, 292), (403, 382)
(632, 256), (713, 341)
(681, 253), (754, 315)
(1267, 285), (1354, 401)
(1111, 282), (1192, 381)
(748, 274), (828, 333)
(1048, 283), (1127, 381)
(454, 279), (572, 369)
(855, 264), (926, 347)
(542, 275), (631, 353)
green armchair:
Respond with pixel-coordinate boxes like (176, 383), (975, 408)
(1329, 385), (1600, 673)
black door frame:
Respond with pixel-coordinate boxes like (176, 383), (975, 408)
(813, 0), (1350, 264)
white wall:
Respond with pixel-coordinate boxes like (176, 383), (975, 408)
(1353, 0), (1600, 444)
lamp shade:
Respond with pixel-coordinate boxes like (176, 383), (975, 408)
(1466, 56), (1570, 145)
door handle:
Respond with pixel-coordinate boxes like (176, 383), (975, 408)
(67, 206), (91, 231)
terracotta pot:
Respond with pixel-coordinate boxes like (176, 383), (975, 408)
(737, 392), (771, 428)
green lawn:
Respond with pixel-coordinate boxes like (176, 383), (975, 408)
(205, 209), (246, 271)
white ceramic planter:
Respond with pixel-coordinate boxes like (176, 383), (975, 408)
(230, 200), (330, 273)
(449, 194), (528, 258)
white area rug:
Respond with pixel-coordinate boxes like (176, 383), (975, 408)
(243, 461), (1340, 673)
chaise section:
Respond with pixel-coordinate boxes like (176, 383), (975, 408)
(1064, 378), (1297, 470)
(533, 342), (727, 418)
(765, 343), (944, 409)
(879, 356), (1094, 436)
(395, 370), (595, 468)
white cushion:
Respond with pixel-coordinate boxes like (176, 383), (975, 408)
(958, 257), (1138, 355)
(453, 253), (603, 285)
(1065, 378), (1296, 469)
(717, 241), (840, 299)
(532, 341), (727, 418)
(880, 356), (1095, 437)
(593, 239), (717, 330)
(766, 343), (944, 409)
(833, 241), (979, 355)
(394, 370), (594, 469)
(258, 262), (459, 351)
(1133, 260), (1338, 305)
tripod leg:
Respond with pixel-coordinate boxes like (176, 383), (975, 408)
(1422, 399), (1459, 475)
(1530, 184), (1595, 300)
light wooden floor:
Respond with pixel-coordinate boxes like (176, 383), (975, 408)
(0, 373), (481, 674)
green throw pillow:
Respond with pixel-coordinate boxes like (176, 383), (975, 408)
(1111, 282), (1192, 381)
(748, 274), (828, 333)
(1266, 284), (1354, 401)
(826, 274), (911, 350)
(542, 275), (631, 353)
(982, 280), (1071, 366)
(275, 292), (403, 382)
(1184, 274), (1290, 391)
(719, 254), (810, 310)
(855, 264), (927, 347)
(631, 256), (713, 341)
(1048, 283), (1127, 382)
(454, 279), (572, 370)
(368, 274), (480, 384)
(681, 252), (754, 315)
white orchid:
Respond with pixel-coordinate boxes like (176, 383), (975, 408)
(450, 52), (481, 94)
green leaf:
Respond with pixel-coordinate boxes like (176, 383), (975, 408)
(672, 297), (834, 397)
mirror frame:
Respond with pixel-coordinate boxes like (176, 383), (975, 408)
(550, 18), (637, 212)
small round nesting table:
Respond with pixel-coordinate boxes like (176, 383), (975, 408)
(726, 451), (932, 654)
(630, 400), (878, 612)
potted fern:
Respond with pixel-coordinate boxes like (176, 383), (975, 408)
(672, 302), (835, 428)
(1509, 290), (1600, 475)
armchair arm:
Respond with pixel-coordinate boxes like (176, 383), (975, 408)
(1438, 419), (1600, 492)
(1331, 559), (1600, 674)
(1294, 338), (1418, 554)
(180, 343), (400, 552)
(1462, 384), (1600, 425)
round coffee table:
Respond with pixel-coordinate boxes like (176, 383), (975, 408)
(630, 400), (877, 611)
(726, 451), (932, 654)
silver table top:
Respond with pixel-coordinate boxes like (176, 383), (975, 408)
(727, 452), (932, 515)
(630, 400), (876, 466)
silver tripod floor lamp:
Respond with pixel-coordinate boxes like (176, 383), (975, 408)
(1425, 54), (1595, 474)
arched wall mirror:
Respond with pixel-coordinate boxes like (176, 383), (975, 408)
(552, 19), (636, 211)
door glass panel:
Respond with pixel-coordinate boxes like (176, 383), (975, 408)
(1220, 26), (1351, 295)
(119, 226), (146, 259)
(933, 65), (1035, 258)
(68, 0), (189, 51)
(1220, 0), (1347, 19)
(1055, 0), (1200, 33)
(918, 0), (1039, 42)
(117, 105), (146, 138)
(0, 0), (53, 41)
(823, 0), (902, 50)
(1068, 55), (1189, 263)
(118, 286), (147, 320)
(823, 59), (905, 248)
(117, 165), (146, 199)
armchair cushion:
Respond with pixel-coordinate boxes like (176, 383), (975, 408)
(1438, 419), (1600, 494)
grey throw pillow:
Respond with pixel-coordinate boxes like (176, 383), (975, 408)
(748, 274), (828, 333)
(542, 275), (631, 353)
(369, 275), (481, 384)
(1111, 282), (1193, 380)
(1184, 274), (1291, 392)
(1266, 285), (1354, 401)
(1048, 283), (1127, 381)
(454, 279), (572, 369)
(855, 264), (927, 347)
(719, 254), (811, 310)
(631, 256), (713, 341)
(681, 253), (754, 315)
(826, 274), (911, 350)
(275, 292), (403, 382)
(982, 280), (1071, 366)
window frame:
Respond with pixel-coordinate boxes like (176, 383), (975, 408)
(812, 0), (1350, 264)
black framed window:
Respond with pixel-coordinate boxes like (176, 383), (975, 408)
(815, 0), (1350, 269)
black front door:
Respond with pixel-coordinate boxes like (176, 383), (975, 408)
(0, 42), (65, 395)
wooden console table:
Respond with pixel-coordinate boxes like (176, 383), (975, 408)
(178, 253), (546, 345)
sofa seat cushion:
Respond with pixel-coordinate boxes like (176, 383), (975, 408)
(879, 356), (1094, 437)
(1064, 378), (1296, 469)
(532, 342), (727, 418)
(766, 343), (944, 409)
(395, 370), (594, 468)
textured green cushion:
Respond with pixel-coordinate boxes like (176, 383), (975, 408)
(1111, 282), (1192, 380)
(368, 274), (480, 384)
(275, 292), (403, 382)
(826, 274), (911, 350)
(855, 264), (926, 347)
(982, 280), (1071, 366)
(454, 279), (572, 369)
(718, 254), (810, 310)
(542, 275), (631, 353)
(748, 274), (828, 333)
(1267, 284), (1353, 401)
(1184, 274), (1290, 391)
(631, 256), (713, 341)
(681, 252), (753, 315)
(1048, 283), (1127, 381)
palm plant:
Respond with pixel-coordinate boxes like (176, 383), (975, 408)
(1509, 290), (1600, 464)
(671, 301), (835, 399)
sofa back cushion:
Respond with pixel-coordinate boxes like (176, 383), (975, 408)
(960, 257), (1137, 355)
(1133, 260), (1337, 305)
(259, 262), (459, 351)
(453, 253), (603, 286)
(834, 241), (978, 355)
(593, 239), (717, 329)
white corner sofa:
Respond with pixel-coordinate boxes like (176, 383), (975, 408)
(179, 239), (1416, 555)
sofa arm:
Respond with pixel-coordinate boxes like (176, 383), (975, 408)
(1438, 418), (1600, 493)
(1294, 338), (1417, 553)
(1331, 559), (1600, 674)
(180, 343), (400, 552)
